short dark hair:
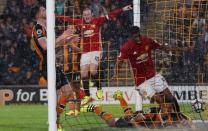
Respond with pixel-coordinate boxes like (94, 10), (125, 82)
(130, 26), (140, 35)
(82, 7), (92, 13)
(30, 4), (41, 19)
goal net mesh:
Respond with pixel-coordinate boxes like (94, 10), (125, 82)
(55, 0), (208, 130)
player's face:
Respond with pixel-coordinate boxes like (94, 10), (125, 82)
(132, 32), (141, 44)
(83, 9), (93, 23)
(39, 6), (46, 19)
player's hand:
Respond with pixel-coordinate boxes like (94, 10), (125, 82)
(122, 5), (133, 11)
(64, 27), (80, 43)
(62, 28), (74, 36)
(66, 34), (80, 43)
(69, 43), (81, 53)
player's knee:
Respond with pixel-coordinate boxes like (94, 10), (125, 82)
(164, 94), (176, 103)
(81, 73), (89, 79)
(72, 86), (79, 92)
(63, 91), (73, 97)
(81, 71), (89, 79)
(90, 70), (98, 76)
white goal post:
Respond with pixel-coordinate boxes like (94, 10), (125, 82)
(46, 0), (57, 131)
(133, 0), (140, 27)
(133, 0), (142, 111)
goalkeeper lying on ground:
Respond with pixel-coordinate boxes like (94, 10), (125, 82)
(81, 90), (192, 129)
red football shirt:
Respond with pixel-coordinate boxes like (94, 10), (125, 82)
(57, 9), (123, 53)
(118, 35), (161, 86)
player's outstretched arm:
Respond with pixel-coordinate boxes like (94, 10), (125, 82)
(109, 5), (132, 18)
(152, 39), (195, 52)
(56, 28), (81, 52)
(56, 15), (82, 25)
(38, 37), (47, 50)
(56, 28), (73, 45)
(160, 43), (195, 52)
(122, 5), (133, 11)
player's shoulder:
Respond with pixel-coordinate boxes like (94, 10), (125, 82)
(34, 22), (44, 30)
(140, 35), (152, 41)
(92, 16), (104, 24)
(33, 23), (45, 34)
(126, 39), (135, 45)
(120, 39), (134, 49)
(140, 35), (155, 45)
(93, 16), (101, 20)
(32, 22), (46, 38)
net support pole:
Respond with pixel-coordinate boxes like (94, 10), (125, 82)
(133, 0), (142, 111)
(133, 0), (141, 27)
(46, 0), (57, 131)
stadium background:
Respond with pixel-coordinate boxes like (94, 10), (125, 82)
(0, 0), (208, 131)
(0, 0), (207, 86)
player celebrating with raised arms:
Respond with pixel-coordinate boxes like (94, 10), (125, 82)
(112, 26), (194, 116)
(57, 5), (133, 105)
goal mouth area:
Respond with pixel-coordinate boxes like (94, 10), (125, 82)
(60, 119), (208, 131)
(59, 103), (208, 131)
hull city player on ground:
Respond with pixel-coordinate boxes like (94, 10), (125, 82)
(80, 90), (191, 128)
(112, 26), (194, 116)
(30, 4), (81, 130)
(57, 5), (133, 105)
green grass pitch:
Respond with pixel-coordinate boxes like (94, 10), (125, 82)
(0, 104), (207, 131)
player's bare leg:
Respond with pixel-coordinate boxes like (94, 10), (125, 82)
(56, 84), (75, 129)
(66, 82), (85, 116)
(80, 64), (92, 105)
(151, 88), (180, 113)
(150, 90), (191, 127)
(56, 94), (68, 130)
(162, 88), (180, 113)
(90, 63), (103, 100)
(65, 95), (79, 116)
(56, 90), (65, 131)
(57, 84), (74, 115)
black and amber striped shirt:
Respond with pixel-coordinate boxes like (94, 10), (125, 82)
(56, 45), (80, 73)
(31, 22), (47, 74)
(68, 44), (81, 73)
(31, 23), (80, 77)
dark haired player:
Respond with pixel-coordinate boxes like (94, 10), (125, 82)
(30, 4), (81, 130)
(112, 26), (194, 116)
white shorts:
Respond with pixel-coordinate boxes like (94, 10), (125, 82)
(80, 51), (102, 66)
(136, 74), (169, 99)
